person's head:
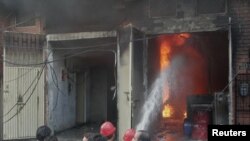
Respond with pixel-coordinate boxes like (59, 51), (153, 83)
(100, 121), (116, 140)
(88, 133), (107, 141)
(36, 125), (52, 141)
(132, 130), (151, 141)
(123, 128), (136, 141)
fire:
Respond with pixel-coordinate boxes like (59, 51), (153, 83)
(159, 39), (171, 103)
(179, 33), (191, 39)
(173, 33), (191, 46)
(160, 41), (171, 70)
(162, 104), (173, 118)
(159, 33), (191, 70)
(159, 33), (192, 118)
(184, 111), (187, 119)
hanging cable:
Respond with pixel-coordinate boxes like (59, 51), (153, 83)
(2, 66), (42, 118)
(48, 63), (65, 111)
(1, 51), (52, 119)
(4, 67), (35, 83)
(4, 64), (46, 123)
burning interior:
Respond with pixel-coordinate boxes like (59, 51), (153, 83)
(147, 31), (228, 140)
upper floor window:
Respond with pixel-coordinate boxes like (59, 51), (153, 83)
(15, 11), (36, 27)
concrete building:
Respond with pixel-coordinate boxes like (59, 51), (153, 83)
(0, 0), (250, 140)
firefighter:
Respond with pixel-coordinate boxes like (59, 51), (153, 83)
(123, 128), (136, 141)
(100, 121), (116, 141)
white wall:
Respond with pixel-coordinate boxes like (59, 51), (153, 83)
(47, 51), (76, 132)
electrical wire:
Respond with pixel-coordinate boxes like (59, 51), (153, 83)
(48, 63), (64, 111)
(1, 66), (43, 118)
(0, 3), (248, 122)
(0, 1), (248, 126)
(1, 52), (52, 119)
(4, 67), (35, 83)
(50, 64), (60, 111)
(1, 39), (127, 66)
(1, 49), (115, 119)
(53, 50), (116, 71)
(0, 19), (244, 67)
(221, 71), (240, 93)
(52, 43), (117, 50)
(4, 64), (46, 123)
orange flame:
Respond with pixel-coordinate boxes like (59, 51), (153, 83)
(174, 33), (191, 46)
(159, 33), (190, 70)
(162, 104), (174, 118)
(159, 33), (191, 118)
(160, 41), (171, 70)
(159, 39), (171, 104)
(184, 111), (187, 119)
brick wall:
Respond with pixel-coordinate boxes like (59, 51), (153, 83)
(229, 0), (250, 124)
(230, 0), (250, 73)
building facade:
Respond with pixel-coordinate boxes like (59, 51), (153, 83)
(0, 0), (250, 140)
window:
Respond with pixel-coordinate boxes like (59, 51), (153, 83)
(239, 82), (249, 97)
(15, 12), (36, 27)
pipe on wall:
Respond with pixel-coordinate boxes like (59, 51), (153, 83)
(228, 17), (234, 124)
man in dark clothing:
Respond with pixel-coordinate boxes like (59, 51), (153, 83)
(36, 125), (52, 141)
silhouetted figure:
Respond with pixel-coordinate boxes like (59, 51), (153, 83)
(36, 125), (52, 141)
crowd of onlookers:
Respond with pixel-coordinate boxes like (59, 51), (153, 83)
(36, 121), (151, 141)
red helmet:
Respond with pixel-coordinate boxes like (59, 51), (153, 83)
(100, 121), (116, 137)
(123, 129), (136, 141)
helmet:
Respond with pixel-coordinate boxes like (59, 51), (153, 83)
(123, 128), (136, 141)
(100, 121), (116, 137)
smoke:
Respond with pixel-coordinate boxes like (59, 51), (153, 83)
(1, 0), (40, 11)
(43, 0), (122, 27)
(1, 0), (148, 32)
